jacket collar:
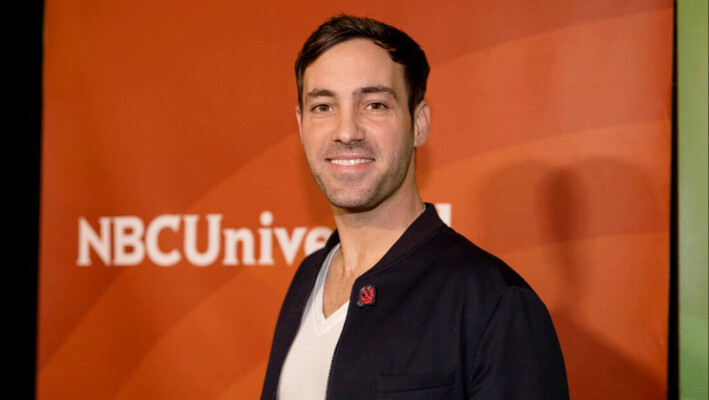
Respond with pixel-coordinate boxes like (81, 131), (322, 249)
(321, 202), (446, 275)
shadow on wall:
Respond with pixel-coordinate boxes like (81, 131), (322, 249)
(478, 157), (666, 400)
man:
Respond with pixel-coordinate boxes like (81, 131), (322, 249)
(261, 15), (568, 400)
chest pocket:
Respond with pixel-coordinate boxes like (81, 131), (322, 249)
(376, 369), (455, 400)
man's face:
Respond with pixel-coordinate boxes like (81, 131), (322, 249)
(297, 39), (429, 212)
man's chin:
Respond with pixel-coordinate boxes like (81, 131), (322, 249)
(327, 194), (382, 214)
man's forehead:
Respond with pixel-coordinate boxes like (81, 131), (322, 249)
(302, 39), (405, 96)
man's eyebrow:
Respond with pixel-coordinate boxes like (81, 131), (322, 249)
(306, 88), (335, 99)
(356, 86), (398, 100)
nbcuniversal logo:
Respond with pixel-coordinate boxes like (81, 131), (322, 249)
(77, 204), (451, 267)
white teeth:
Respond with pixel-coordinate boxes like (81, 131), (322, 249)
(330, 158), (372, 166)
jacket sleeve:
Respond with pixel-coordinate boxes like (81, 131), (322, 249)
(467, 286), (569, 399)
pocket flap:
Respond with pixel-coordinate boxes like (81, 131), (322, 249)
(377, 369), (455, 393)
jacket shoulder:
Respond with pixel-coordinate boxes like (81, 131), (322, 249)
(429, 226), (532, 293)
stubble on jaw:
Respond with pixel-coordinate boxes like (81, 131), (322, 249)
(305, 131), (416, 214)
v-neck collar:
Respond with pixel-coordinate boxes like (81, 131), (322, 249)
(312, 244), (348, 333)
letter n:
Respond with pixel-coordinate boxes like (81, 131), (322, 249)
(77, 217), (111, 266)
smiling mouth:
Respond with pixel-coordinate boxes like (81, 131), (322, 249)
(327, 158), (374, 166)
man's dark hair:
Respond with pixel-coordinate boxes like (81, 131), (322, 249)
(295, 15), (430, 116)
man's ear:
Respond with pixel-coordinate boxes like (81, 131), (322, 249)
(295, 105), (303, 143)
(413, 100), (430, 148)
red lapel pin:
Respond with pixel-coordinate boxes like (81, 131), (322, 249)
(357, 284), (376, 307)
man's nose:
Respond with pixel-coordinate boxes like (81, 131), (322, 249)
(333, 109), (365, 144)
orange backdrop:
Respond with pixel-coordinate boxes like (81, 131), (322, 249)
(39, 1), (674, 399)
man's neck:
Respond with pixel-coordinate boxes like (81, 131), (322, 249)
(331, 192), (425, 279)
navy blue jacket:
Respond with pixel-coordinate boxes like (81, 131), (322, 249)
(261, 205), (568, 399)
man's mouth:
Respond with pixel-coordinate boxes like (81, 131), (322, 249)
(327, 158), (374, 166)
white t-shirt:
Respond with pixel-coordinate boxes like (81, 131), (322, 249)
(278, 244), (348, 400)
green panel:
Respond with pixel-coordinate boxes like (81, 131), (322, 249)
(678, 0), (709, 399)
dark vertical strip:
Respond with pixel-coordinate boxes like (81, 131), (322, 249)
(24, 0), (43, 398)
(667, 0), (679, 399)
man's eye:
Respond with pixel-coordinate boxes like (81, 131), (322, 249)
(367, 102), (387, 111)
(313, 104), (331, 112)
